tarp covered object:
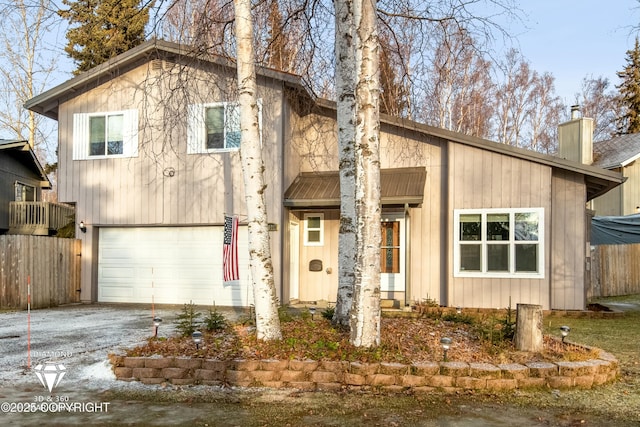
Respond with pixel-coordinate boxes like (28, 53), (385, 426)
(591, 214), (640, 245)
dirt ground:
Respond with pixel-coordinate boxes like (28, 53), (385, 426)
(0, 301), (639, 426)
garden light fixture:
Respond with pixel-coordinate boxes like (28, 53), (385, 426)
(309, 306), (317, 320)
(456, 306), (462, 315)
(192, 331), (203, 349)
(440, 337), (452, 362)
(560, 325), (571, 342)
(153, 316), (162, 338)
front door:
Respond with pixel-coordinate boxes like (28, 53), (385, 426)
(380, 214), (405, 292)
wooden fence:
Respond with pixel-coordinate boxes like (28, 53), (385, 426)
(589, 244), (640, 298)
(0, 235), (81, 309)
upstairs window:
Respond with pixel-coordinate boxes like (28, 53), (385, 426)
(73, 110), (138, 160)
(90, 114), (123, 156)
(454, 208), (544, 278)
(188, 100), (261, 153)
(205, 104), (240, 149)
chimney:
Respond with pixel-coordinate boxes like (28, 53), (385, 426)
(557, 105), (593, 165)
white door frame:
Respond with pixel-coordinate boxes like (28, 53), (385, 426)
(380, 213), (405, 292)
(289, 221), (300, 300)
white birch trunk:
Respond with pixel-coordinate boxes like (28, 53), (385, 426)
(350, 0), (381, 347)
(234, 0), (282, 341)
(333, 0), (357, 327)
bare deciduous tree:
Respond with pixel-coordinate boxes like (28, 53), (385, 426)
(350, 0), (382, 347)
(333, 0), (357, 328)
(235, 0), (282, 340)
(574, 75), (620, 141)
(0, 0), (57, 156)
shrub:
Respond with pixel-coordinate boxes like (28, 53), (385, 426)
(203, 305), (227, 331)
(321, 306), (335, 320)
(174, 301), (202, 337)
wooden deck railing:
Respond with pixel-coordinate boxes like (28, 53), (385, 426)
(9, 202), (75, 235)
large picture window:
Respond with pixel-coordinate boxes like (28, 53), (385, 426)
(454, 208), (544, 278)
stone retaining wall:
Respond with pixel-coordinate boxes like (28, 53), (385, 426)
(110, 351), (619, 392)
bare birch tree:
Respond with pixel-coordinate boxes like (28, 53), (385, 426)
(235, 0), (282, 340)
(0, 0), (57, 153)
(350, 0), (381, 347)
(333, 0), (358, 328)
(527, 72), (563, 153)
(575, 75), (620, 141)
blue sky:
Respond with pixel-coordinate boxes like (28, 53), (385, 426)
(45, 1), (640, 106)
(508, 0), (640, 104)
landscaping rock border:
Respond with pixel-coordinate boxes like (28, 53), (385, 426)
(110, 349), (619, 392)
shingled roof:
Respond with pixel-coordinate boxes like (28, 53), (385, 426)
(593, 133), (640, 169)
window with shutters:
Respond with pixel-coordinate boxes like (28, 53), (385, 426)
(72, 110), (138, 160)
(187, 100), (261, 153)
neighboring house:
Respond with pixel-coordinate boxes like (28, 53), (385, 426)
(0, 139), (54, 234)
(25, 40), (624, 311)
(590, 133), (640, 216)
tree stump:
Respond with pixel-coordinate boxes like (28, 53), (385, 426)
(514, 304), (543, 352)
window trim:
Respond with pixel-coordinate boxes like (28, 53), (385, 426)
(453, 208), (545, 279)
(15, 181), (36, 202)
(72, 109), (139, 160)
(303, 213), (324, 246)
(187, 100), (262, 154)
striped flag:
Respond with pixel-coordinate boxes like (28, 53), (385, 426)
(223, 215), (239, 284)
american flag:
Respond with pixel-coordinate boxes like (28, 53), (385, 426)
(223, 215), (239, 283)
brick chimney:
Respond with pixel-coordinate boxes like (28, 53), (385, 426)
(557, 105), (593, 165)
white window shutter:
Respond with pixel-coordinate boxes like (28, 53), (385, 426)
(122, 109), (139, 157)
(73, 113), (89, 160)
(187, 104), (205, 154)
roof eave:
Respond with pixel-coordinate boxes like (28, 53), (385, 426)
(0, 140), (51, 187)
(25, 39), (312, 121)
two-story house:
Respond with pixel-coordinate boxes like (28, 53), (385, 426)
(25, 40), (624, 311)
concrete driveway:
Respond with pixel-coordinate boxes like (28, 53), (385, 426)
(0, 304), (253, 424)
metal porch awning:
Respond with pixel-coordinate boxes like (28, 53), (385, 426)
(284, 167), (426, 207)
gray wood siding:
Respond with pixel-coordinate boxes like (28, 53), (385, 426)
(622, 162), (640, 215)
(447, 143), (553, 310)
(592, 162), (640, 216)
(591, 181), (622, 216)
(56, 61), (287, 301)
(551, 169), (587, 310)
(289, 115), (445, 306)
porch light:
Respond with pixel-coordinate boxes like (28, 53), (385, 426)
(79, 221), (86, 233)
(560, 325), (571, 342)
(192, 331), (203, 350)
(309, 306), (317, 320)
(440, 337), (452, 362)
(153, 317), (162, 338)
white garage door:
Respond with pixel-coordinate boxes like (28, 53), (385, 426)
(98, 227), (251, 306)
